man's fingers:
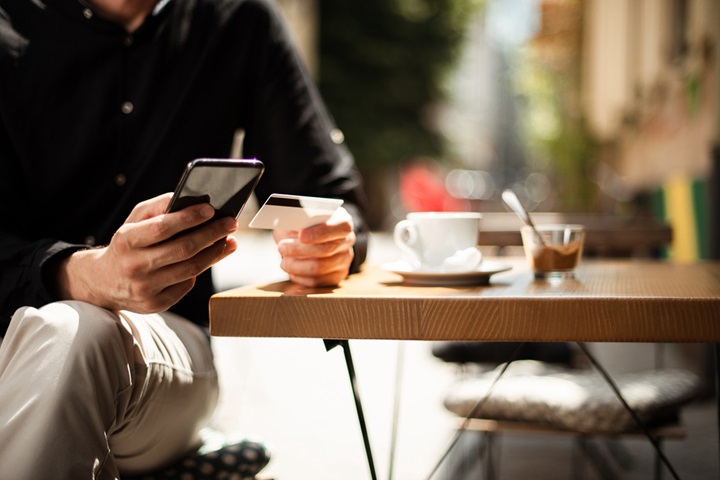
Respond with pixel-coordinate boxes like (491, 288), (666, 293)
(278, 233), (355, 259)
(134, 278), (197, 313)
(280, 250), (353, 278)
(134, 236), (237, 299)
(288, 270), (349, 288)
(156, 231), (238, 280)
(298, 220), (353, 245)
(125, 192), (174, 223)
(273, 206), (356, 288)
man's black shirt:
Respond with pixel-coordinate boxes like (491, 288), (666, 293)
(0, 0), (369, 335)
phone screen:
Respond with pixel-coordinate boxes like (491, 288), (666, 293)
(166, 158), (265, 220)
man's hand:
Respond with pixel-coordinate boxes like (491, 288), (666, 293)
(54, 193), (239, 313)
(273, 206), (356, 287)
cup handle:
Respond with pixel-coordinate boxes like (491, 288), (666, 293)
(393, 220), (422, 268)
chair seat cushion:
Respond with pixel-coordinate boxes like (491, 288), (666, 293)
(431, 341), (574, 365)
(124, 429), (271, 480)
(443, 360), (700, 433)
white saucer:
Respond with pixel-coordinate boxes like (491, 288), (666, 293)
(382, 260), (513, 286)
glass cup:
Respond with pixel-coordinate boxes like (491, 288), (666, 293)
(521, 224), (585, 279)
(393, 212), (483, 272)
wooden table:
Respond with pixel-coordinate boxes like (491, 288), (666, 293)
(210, 258), (720, 343)
(210, 258), (720, 480)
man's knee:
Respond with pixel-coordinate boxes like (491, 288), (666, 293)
(8, 301), (131, 371)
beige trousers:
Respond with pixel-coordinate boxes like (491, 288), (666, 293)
(0, 301), (219, 479)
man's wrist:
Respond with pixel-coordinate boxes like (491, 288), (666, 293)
(43, 246), (97, 302)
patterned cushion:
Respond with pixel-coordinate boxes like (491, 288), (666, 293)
(443, 360), (700, 433)
(125, 429), (271, 480)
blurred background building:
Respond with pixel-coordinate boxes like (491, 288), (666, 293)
(276, 0), (719, 260)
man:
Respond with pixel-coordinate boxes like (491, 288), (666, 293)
(0, 0), (369, 478)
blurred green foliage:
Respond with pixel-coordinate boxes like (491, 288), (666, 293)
(318, 0), (482, 172)
(513, 52), (597, 210)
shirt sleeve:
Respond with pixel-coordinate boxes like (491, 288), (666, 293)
(237, 0), (370, 272)
(0, 105), (85, 331)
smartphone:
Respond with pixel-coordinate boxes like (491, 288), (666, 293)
(166, 158), (265, 221)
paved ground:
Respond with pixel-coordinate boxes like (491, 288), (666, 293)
(208, 231), (719, 480)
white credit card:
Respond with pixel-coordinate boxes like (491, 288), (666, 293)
(249, 193), (344, 230)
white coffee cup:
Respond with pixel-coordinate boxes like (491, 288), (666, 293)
(393, 212), (483, 272)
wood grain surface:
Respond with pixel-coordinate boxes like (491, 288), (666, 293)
(210, 259), (720, 343)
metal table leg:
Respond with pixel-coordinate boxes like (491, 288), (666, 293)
(715, 343), (720, 478)
(325, 340), (378, 480)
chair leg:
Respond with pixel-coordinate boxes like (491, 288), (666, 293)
(486, 432), (493, 480)
(603, 438), (635, 470)
(442, 431), (484, 480)
(572, 438), (585, 480)
(575, 437), (618, 480)
(480, 431), (504, 480)
(654, 439), (664, 480)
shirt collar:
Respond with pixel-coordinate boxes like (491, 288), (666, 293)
(71, 0), (174, 20)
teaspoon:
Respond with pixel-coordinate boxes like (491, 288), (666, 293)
(501, 189), (546, 246)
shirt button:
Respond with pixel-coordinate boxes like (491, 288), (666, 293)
(330, 128), (345, 144)
(121, 101), (134, 114)
(83, 8), (93, 19)
(115, 173), (127, 186)
(124, 35), (134, 47)
(84, 235), (96, 246)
